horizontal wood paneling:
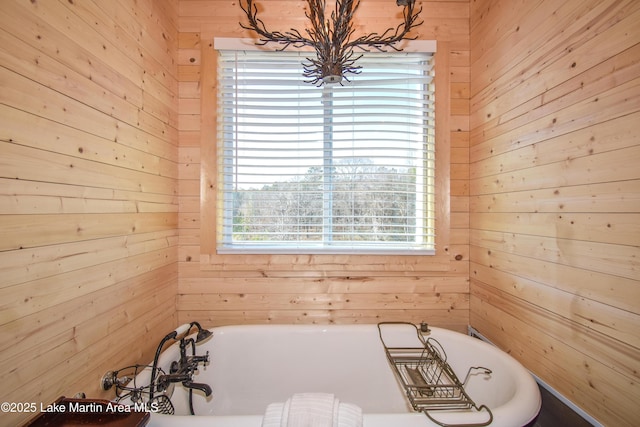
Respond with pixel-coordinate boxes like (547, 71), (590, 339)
(177, 1), (471, 331)
(470, 286), (639, 426)
(470, 0), (640, 425)
(0, 0), (179, 425)
(3, 1), (638, 426)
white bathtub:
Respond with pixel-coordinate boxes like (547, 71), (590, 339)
(135, 324), (541, 427)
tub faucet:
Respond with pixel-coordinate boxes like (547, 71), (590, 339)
(156, 373), (212, 397)
(182, 380), (212, 397)
(150, 322), (213, 401)
(165, 327), (212, 397)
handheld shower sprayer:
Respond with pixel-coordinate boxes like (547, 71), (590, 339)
(172, 323), (190, 338)
(165, 322), (213, 343)
(195, 324), (213, 343)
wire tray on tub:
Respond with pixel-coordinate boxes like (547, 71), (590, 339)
(377, 322), (493, 427)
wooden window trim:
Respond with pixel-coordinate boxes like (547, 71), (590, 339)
(199, 41), (451, 275)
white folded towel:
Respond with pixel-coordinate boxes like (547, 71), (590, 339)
(287, 392), (335, 427)
(335, 401), (363, 427)
(262, 402), (286, 427)
(261, 393), (363, 427)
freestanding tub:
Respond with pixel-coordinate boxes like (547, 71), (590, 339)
(129, 323), (540, 427)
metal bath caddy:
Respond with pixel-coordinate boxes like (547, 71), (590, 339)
(378, 322), (493, 427)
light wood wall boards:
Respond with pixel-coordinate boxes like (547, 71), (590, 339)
(469, 0), (640, 425)
(2, 1), (637, 425)
(0, 0), (179, 425)
(177, 0), (471, 331)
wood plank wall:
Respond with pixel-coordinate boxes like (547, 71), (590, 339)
(177, 0), (471, 331)
(0, 1), (179, 425)
(2, 0), (637, 425)
(469, 0), (640, 425)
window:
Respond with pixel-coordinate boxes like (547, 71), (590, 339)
(216, 49), (435, 254)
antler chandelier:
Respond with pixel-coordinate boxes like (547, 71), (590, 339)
(239, 0), (423, 85)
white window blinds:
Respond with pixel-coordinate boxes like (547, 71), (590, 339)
(217, 50), (435, 254)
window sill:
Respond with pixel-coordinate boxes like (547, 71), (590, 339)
(216, 247), (436, 256)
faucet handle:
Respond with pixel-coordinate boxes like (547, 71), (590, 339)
(192, 351), (210, 365)
(419, 322), (431, 334)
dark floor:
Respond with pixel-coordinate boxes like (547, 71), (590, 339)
(528, 384), (594, 427)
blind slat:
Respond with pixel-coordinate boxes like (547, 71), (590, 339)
(217, 49), (436, 254)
